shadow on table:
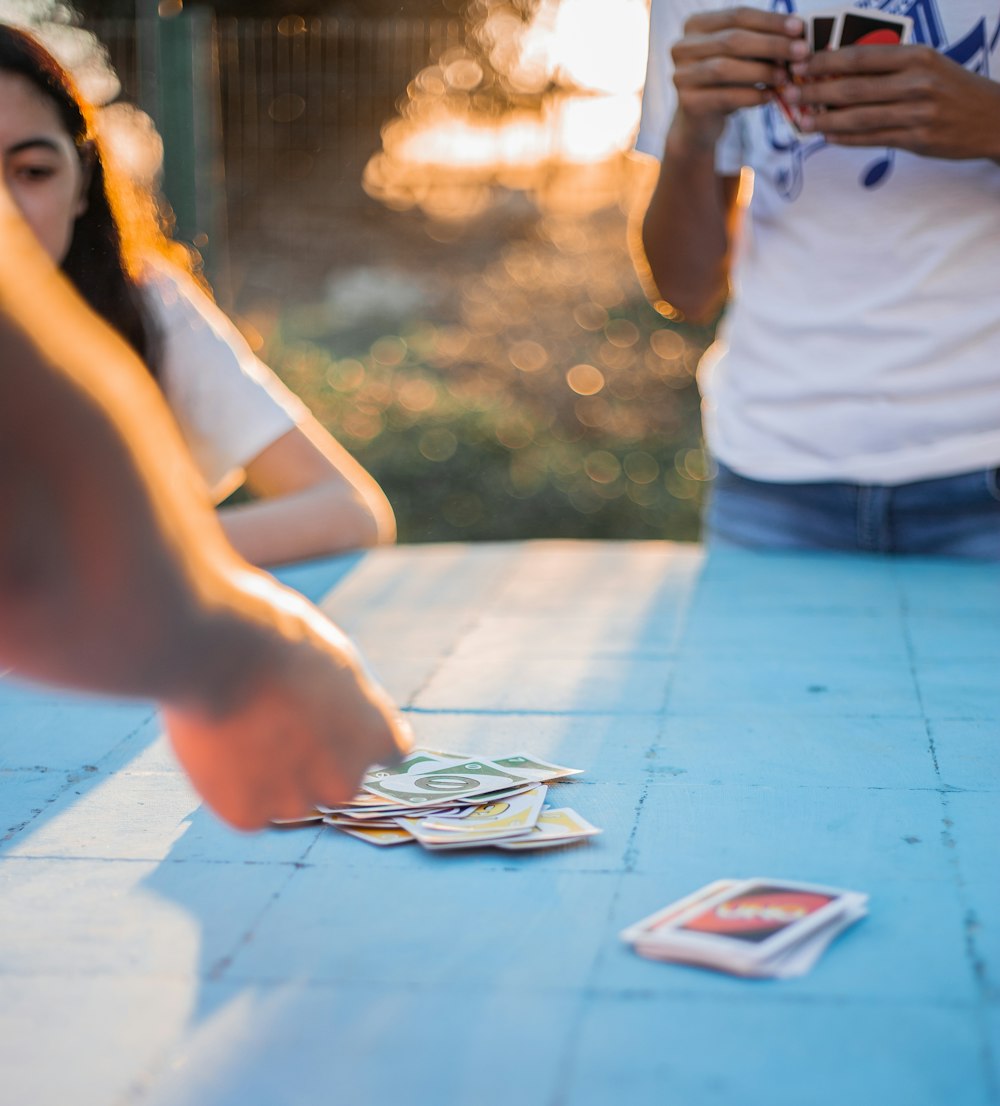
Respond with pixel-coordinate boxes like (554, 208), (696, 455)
(126, 543), (713, 1098)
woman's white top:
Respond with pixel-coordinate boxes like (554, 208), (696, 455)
(141, 258), (308, 502)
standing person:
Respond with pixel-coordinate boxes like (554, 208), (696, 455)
(634, 0), (1000, 556)
(0, 22), (395, 566)
(0, 171), (410, 830)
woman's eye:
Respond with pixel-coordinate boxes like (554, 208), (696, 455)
(15, 165), (56, 181)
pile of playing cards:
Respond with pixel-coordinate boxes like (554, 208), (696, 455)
(778, 4), (913, 135)
(278, 749), (602, 851)
(621, 878), (868, 978)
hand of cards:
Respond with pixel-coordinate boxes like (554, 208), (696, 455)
(621, 878), (868, 978)
(274, 748), (602, 851)
(777, 5), (914, 135)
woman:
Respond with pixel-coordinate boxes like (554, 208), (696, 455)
(0, 22), (396, 566)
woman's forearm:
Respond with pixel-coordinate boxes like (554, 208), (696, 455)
(219, 478), (395, 567)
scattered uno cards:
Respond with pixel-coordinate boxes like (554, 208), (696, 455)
(776, 5), (913, 135)
(273, 748), (602, 852)
(621, 878), (868, 978)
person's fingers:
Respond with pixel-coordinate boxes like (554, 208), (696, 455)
(163, 706), (276, 831)
(210, 743), (307, 828)
(212, 796), (271, 831)
(682, 87), (773, 116)
(389, 712), (415, 760)
(322, 711), (406, 797)
(189, 769), (273, 832)
(805, 102), (914, 133)
(267, 785), (320, 825)
(161, 597), (413, 832)
(310, 754), (356, 811)
(823, 128), (915, 148)
(674, 56), (787, 90)
(686, 6), (803, 39)
(808, 106), (943, 155)
(798, 42), (932, 79)
(336, 652), (413, 764)
(677, 29), (807, 68)
(798, 74), (908, 107)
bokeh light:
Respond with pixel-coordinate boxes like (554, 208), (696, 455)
(55, 0), (716, 544)
(364, 0), (650, 220)
(566, 363), (606, 396)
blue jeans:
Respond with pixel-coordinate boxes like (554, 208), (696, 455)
(706, 462), (1000, 559)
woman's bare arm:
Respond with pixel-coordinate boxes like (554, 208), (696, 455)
(220, 417), (396, 566)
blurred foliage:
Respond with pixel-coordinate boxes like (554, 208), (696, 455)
(260, 208), (714, 544)
(78, 1), (712, 544)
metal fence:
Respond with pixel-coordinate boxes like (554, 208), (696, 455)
(94, 15), (463, 240)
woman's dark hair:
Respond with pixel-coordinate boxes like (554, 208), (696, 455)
(0, 23), (175, 377)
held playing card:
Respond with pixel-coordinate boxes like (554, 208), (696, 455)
(833, 8), (913, 48)
(773, 82), (807, 137)
(778, 6), (913, 138)
(807, 10), (841, 52)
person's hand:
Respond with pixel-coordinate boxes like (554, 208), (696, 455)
(790, 45), (1000, 160)
(162, 580), (412, 831)
(0, 145), (410, 834)
(670, 6), (808, 149)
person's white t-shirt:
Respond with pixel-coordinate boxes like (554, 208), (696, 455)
(638, 0), (1000, 485)
(140, 258), (308, 502)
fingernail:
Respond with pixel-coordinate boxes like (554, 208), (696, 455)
(790, 60), (808, 77)
(783, 84), (801, 103)
(785, 16), (804, 33)
(791, 40), (809, 58)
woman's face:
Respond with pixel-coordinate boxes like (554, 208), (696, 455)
(0, 71), (87, 264)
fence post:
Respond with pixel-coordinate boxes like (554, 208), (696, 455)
(136, 3), (231, 304)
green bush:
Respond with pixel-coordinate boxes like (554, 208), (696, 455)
(265, 211), (714, 544)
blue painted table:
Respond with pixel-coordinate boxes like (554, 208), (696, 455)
(0, 542), (997, 1106)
